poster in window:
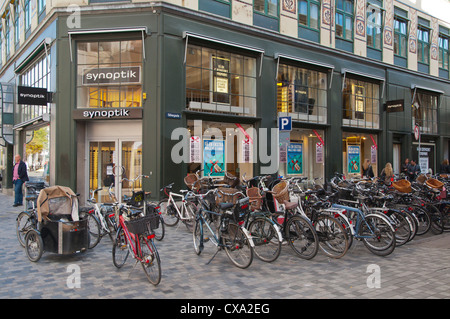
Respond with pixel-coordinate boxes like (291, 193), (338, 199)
(203, 139), (225, 177)
(287, 143), (303, 175)
(212, 56), (230, 104)
(316, 142), (324, 164)
(352, 84), (365, 120)
(347, 145), (361, 174)
(190, 136), (201, 163)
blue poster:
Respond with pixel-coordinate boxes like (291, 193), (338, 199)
(287, 143), (303, 175)
(203, 139), (225, 177)
(347, 145), (360, 174)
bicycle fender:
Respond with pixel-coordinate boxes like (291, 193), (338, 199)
(241, 227), (255, 248)
(365, 213), (396, 232)
(272, 222), (283, 242)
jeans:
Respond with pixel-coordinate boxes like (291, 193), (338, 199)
(13, 179), (24, 205)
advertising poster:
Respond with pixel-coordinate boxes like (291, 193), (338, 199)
(190, 136), (201, 163)
(316, 142), (324, 164)
(287, 143), (303, 175)
(347, 145), (361, 174)
(203, 139), (225, 177)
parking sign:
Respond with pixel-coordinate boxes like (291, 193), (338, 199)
(279, 116), (292, 131)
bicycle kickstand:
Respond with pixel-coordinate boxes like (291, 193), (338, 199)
(205, 248), (221, 265)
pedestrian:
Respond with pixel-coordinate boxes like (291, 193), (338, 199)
(361, 158), (374, 179)
(439, 159), (450, 174)
(12, 154), (29, 207)
(407, 159), (420, 181)
(379, 162), (394, 185)
(401, 158), (409, 177)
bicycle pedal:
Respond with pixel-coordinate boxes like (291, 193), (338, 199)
(204, 237), (210, 243)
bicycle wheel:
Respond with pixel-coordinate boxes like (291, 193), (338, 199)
(286, 215), (319, 260)
(25, 229), (44, 262)
(100, 206), (116, 242)
(387, 210), (412, 247)
(112, 227), (129, 268)
(158, 200), (179, 227)
(248, 217), (281, 263)
(223, 223), (253, 269)
(80, 211), (101, 249)
(411, 205), (431, 235)
(360, 215), (396, 256)
(139, 236), (162, 286)
(153, 215), (165, 241)
(315, 215), (349, 259)
(17, 211), (36, 247)
(427, 204), (444, 235)
(193, 219), (204, 255)
(183, 201), (197, 232)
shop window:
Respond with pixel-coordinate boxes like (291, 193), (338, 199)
(185, 45), (257, 117)
(342, 78), (380, 129)
(276, 64), (327, 124)
(76, 40), (143, 108)
(18, 54), (51, 124)
(342, 133), (378, 179)
(412, 91), (438, 135)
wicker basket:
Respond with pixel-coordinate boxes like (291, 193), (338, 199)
(216, 187), (241, 204)
(271, 181), (290, 203)
(184, 174), (199, 190)
(426, 178), (444, 190)
(416, 174), (427, 185)
(392, 179), (412, 193)
(223, 172), (240, 188)
(246, 187), (262, 210)
(125, 213), (159, 235)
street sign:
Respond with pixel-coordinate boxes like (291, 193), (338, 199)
(278, 116), (292, 131)
(414, 125), (420, 141)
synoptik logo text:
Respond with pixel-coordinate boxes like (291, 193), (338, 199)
(171, 120), (280, 174)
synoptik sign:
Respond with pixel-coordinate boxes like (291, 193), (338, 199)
(82, 66), (141, 85)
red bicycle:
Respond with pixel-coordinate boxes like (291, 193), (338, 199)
(112, 206), (161, 286)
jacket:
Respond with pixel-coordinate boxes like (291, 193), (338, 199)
(13, 161), (29, 182)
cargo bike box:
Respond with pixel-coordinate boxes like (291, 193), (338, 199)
(24, 186), (89, 262)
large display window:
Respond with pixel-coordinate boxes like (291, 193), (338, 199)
(342, 132), (378, 179)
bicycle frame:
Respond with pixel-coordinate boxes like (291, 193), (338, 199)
(166, 191), (195, 221)
(117, 214), (155, 263)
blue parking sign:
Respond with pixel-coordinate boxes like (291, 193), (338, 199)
(278, 116), (292, 131)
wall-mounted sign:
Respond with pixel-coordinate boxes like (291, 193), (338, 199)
(190, 136), (201, 163)
(347, 145), (361, 174)
(166, 112), (182, 119)
(17, 86), (50, 106)
(72, 108), (143, 120)
(385, 99), (405, 113)
(82, 66), (141, 85)
(316, 142), (324, 164)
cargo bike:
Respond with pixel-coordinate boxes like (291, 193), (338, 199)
(16, 185), (90, 262)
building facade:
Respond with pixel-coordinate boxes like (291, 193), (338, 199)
(0, 0), (449, 203)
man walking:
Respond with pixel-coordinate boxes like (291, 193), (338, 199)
(13, 154), (29, 207)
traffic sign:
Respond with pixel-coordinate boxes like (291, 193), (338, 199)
(278, 116), (292, 131)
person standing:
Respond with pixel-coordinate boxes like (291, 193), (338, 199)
(401, 158), (409, 177)
(439, 159), (450, 174)
(379, 162), (394, 185)
(407, 159), (420, 181)
(12, 154), (29, 207)
(362, 159), (374, 179)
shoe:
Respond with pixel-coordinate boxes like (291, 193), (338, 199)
(13, 204), (18, 207)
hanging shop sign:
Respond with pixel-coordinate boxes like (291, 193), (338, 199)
(347, 145), (361, 174)
(242, 138), (252, 163)
(287, 143), (303, 175)
(190, 136), (201, 163)
(371, 145), (377, 164)
(203, 139), (225, 177)
(316, 142), (324, 164)
(385, 99), (404, 113)
(17, 86), (51, 106)
(82, 66), (141, 85)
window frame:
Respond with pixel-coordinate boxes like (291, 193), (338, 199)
(412, 90), (439, 135)
(253, 0), (279, 18)
(438, 33), (449, 71)
(417, 24), (430, 65)
(298, 0), (321, 31)
(366, 2), (383, 51)
(393, 15), (408, 58)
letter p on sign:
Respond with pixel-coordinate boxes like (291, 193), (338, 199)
(279, 117), (292, 131)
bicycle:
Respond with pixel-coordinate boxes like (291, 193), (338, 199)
(192, 189), (255, 269)
(112, 199), (162, 286)
(158, 183), (197, 232)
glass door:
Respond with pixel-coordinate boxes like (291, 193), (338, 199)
(120, 141), (143, 200)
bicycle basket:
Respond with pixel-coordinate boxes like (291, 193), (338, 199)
(271, 181), (289, 203)
(125, 214), (157, 235)
(392, 180), (412, 193)
(223, 172), (240, 188)
(184, 174), (199, 190)
(246, 187), (262, 210)
(216, 187), (241, 204)
(426, 178), (444, 190)
(126, 191), (144, 207)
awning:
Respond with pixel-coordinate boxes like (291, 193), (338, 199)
(15, 37), (52, 73)
(274, 53), (335, 89)
(183, 31), (265, 77)
(341, 68), (386, 98)
(411, 84), (445, 108)
(68, 26), (149, 62)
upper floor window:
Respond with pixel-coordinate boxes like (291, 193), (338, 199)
(185, 44), (257, 117)
(394, 15), (407, 57)
(76, 39), (143, 108)
(38, 0), (46, 14)
(335, 0), (354, 42)
(5, 11), (10, 57)
(439, 34), (449, 71)
(367, 2), (383, 50)
(417, 22), (430, 65)
(254, 0), (278, 17)
(299, 0), (320, 30)
(342, 77), (380, 129)
(24, 0), (31, 31)
(412, 91), (438, 135)
(277, 64), (328, 124)
(14, 2), (20, 46)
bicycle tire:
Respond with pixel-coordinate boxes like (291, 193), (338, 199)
(17, 211), (36, 247)
(286, 215), (319, 260)
(315, 214), (349, 259)
(411, 205), (431, 236)
(360, 215), (396, 256)
(80, 211), (101, 249)
(153, 215), (165, 241)
(25, 229), (44, 262)
(387, 210), (412, 247)
(183, 201), (197, 232)
(193, 219), (204, 255)
(248, 217), (281, 263)
(158, 199), (179, 227)
(427, 204), (444, 235)
(223, 223), (253, 269)
(112, 227), (129, 268)
(139, 236), (162, 286)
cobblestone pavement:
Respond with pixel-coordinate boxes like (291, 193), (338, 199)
(1, 191), (449, 301)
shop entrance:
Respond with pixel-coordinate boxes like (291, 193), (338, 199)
(24, 125), (50, 183)
(88, 139), (142, 203)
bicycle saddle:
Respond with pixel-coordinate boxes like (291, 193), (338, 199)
(283, 200), (298, 210)
(219, 202), (234, 210)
